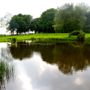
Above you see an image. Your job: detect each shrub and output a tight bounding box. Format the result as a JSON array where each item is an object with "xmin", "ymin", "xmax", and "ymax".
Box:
[
  {"xmin": 69, "ymin": 30, "xmax": 81, "ymax": 37},
  {"xmin": 77, "ymin": 31, "xmax": 85, "ymax": 42},
  {"xmin": 11, "ymin": 38, "xmax": 17, "ymax": 43},
  {"xmin": 69, "ymin": 30, "xmax": 85, "ymax": 42}
]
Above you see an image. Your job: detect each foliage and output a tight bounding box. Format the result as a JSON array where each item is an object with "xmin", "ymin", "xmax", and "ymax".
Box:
[
  {"xmin": 69, "ymin": 30, "xmax": 85, "ymax": 41},
  {"xmin": 40, "ymin": 8, "xmax": 57, "ymax": 33},
  {"xmin": 84, "ymin": 12, "xmax": 90, "ymax": 32},
  {"xmin": 54, "ymin": 4, "xmax": 87, "ymax": 33},
  {"xmin": 77, "ymin": 31, "xmax": 85, "ymax": 42},
  {"xmin": 69, "ymin": 30, "xmax": 81, "ymax": 37},
  {"xmin": 10, "ymin": 38, "xmax": 17, "ymax": 43},
  {"xmin": 30, "ymin": 8, "xmax": 56, "ymax": 33},
  {"xmin": 30, "ymin": 18, "xmax": 41, "ymax": 33},
  {"xmin": 7, "ymin": 4, "xmax": 90, "ymax": 34},
  {"xmin": 8, "ymin": 14, "xmax": 32, "ymax": 34}
]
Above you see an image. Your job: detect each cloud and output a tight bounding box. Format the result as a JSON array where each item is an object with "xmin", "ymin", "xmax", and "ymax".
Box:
[
  {"xmin": 5, "ymin": 52, "xmax": 90, "ymax": 90},
  {"xmin": 0, "ymin": 0, "xmax": 89, "ymax": 18}
]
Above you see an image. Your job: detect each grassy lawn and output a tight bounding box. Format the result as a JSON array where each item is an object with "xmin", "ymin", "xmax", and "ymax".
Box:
[{"xmin": 0, "ymin": 33, "xmax": 89, "ymax": 42}]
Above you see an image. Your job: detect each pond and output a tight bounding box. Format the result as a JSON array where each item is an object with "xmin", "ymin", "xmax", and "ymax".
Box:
[{"xmin": 0, "ymin": 42, "xmax": 90, "ymax": 90}]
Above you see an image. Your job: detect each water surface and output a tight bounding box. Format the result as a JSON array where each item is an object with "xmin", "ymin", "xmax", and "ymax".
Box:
[{"xmin": 0, "ymin": 42, "xmax": 90, "ymax": 90}]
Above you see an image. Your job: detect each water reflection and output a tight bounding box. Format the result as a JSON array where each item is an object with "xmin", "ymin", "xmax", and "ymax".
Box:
[
  {"xmin": 0, "ymin": 42, "xmax": 90, "ymax": 90},
  {"xmin": 9, "ymin": 42, "xmax": 32, "ymax": 60},
  {"xmin": 6, "ymin": 52, "xmax": 90, "ymax": 90},
  {"xmin": 0, "ymin": 43, "xmax": 14, "ymax": 90},
  {"xmin": 6, "ymin": 52, "xmax": 60, "ymax": 90},
  {"xmin": 9, "ymin": 42, "xmax": 90, "ymax": 74},
  {"xmin": 0, "ymin": 60, "xmax": 13, "ymax": 90}
]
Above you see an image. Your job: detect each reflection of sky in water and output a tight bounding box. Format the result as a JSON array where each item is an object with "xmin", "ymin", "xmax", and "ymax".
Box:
[
  {"xmin": 0, "ymin": 43, "xmax": 13, "ymax": 61},
  {"xmin": 6, "ymin": 52, "xmax": 90, "ymax": 90},
  {"xmin": 0, "ymin": 43, "xmax": 90, "ymax": 90}
]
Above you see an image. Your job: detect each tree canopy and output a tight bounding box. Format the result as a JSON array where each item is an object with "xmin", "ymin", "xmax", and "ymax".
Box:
[
  {"xmin": 7, "ymin": 3, "xmax": 90, "ymax": 34},
  {"xmin": 30, "ymin": 18, "xmax": 41, "ymax": 33},
  {"xmin": 30, "ymin": 8, "xmax": 56, "ymax": 33},
  {"xmin": 40, "ymin": 8, "xmax": 57, "ymax": 33},
  {"xmin": 84, "ymin": 12, "xmax": 90, "ymax": 32},
  {"xmin": 54, "ymin": 4, "xmax": 87, "ymax": 33},
  {"xmin": 8, "ymin": 14, "xmax": 32, "ymax": 34}
]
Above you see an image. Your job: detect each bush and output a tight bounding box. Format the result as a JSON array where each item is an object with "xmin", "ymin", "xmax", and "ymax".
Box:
[
  {"xmin": 69, "ymin": 30, "xmax": 85, "ymax": 42},
  {"xmin": 77, "ymin": 31, "xmax": 85, "ymax": 42},
  {"xmin": 11, "ymin": 38, "xmax": 17, "ymax": 43},
  {"xmin": 69, "ymin": 30, "xmax": 81, "ymax": 37}
]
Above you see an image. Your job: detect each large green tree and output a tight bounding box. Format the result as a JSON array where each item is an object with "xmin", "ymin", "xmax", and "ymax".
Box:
[
  {"xmin": 8, "ymin": 14, "xmax": 32, "ymax": 34},
  {"xmin": 40, "ymin": 8, "xmax": 57, "ymax": 33},
  {"xmin": 54, "ymin": 4, "xmax": 87, "ymax": 33},
  {"xmin": 30, "ymin": 18, "xmax": 41, "ymax": 33}
]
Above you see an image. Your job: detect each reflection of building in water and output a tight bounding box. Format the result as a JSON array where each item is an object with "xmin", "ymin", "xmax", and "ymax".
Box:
[{"xmin": 8, "ymin": 42, "xmax": 90, "ymax": 74}]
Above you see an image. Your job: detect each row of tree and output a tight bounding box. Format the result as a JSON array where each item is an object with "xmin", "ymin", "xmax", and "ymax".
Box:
[{"xmin": 8, "ymin": 3, "xmax": 90, "ymax": 34}]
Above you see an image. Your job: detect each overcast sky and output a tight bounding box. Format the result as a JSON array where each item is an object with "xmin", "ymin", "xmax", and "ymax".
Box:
[
  {"xmin": 0, "ymin": 0, "xmax": 90, "ymax": 34},
  {"xmin": 0, "ymin": 0, "xmax": 90, "ymax": 18}
]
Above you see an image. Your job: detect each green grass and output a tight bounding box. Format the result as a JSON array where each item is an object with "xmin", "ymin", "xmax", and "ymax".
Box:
[
  {"xmin": 0, "ymin": 33, "xmax": 89, "ymax": 43},
  {"xmin": 0, "ymin": 33, "xmax": 68, "ymax": 42}
]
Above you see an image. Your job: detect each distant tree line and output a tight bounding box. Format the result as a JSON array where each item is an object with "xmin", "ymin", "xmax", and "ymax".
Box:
[{"xmin": 7, "ymin": 3, "xmax": 90, "ymax": 34}]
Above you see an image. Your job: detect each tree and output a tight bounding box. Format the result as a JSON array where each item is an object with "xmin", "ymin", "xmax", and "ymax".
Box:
[
  {"xmin": 54, "ymin": 4, "xmax": 87, "ymax": 33},
  {"xmin": 30, "ymin": 8, "xmax": 56, "ymax": 33},
  {"xmin": 84, "ymin": 12, "xmax": 90, "ymax": 32},
  {"xmin": 0, "ymin": 13, "xmax": 12, "ymax": 27},
  {"xmin": 30, "ymin": 18, "xmax": 41, "ymax": 33},
  {"xmin": 8, "ymin": 14, "xmax": 32, "ymax": 34},
  {"xmin": 40, "ymin": 8, "xmax": 57, "ymax": 33}
]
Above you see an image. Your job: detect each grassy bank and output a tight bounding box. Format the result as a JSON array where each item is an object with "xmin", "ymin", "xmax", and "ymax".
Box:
[{"xmin": 0, "ymin": 33, "xmax": 90, "ymax": 43}]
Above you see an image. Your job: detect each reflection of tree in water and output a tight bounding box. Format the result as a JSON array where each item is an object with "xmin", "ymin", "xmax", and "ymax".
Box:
[
  {"xmin": 0, "ymin": 60, "xmax": 13, "ymax": 90},
  {"xmin": 9, "ymin": 42, "xmax": 33, "ymax": 60},
  {"xmin": 9, "ymin": 42, "xmax": 54, "ymax": 61},
  {"xmin": 83, "ymin": 44, "xmax": 90, "ymax": 61},
  {"xmin": 53, "ymin": 43, "xmax": 88, "ymax": 74},
  {"xmin": 9, "ymin": 42, "xmax": 90, "ymax": 74}
]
